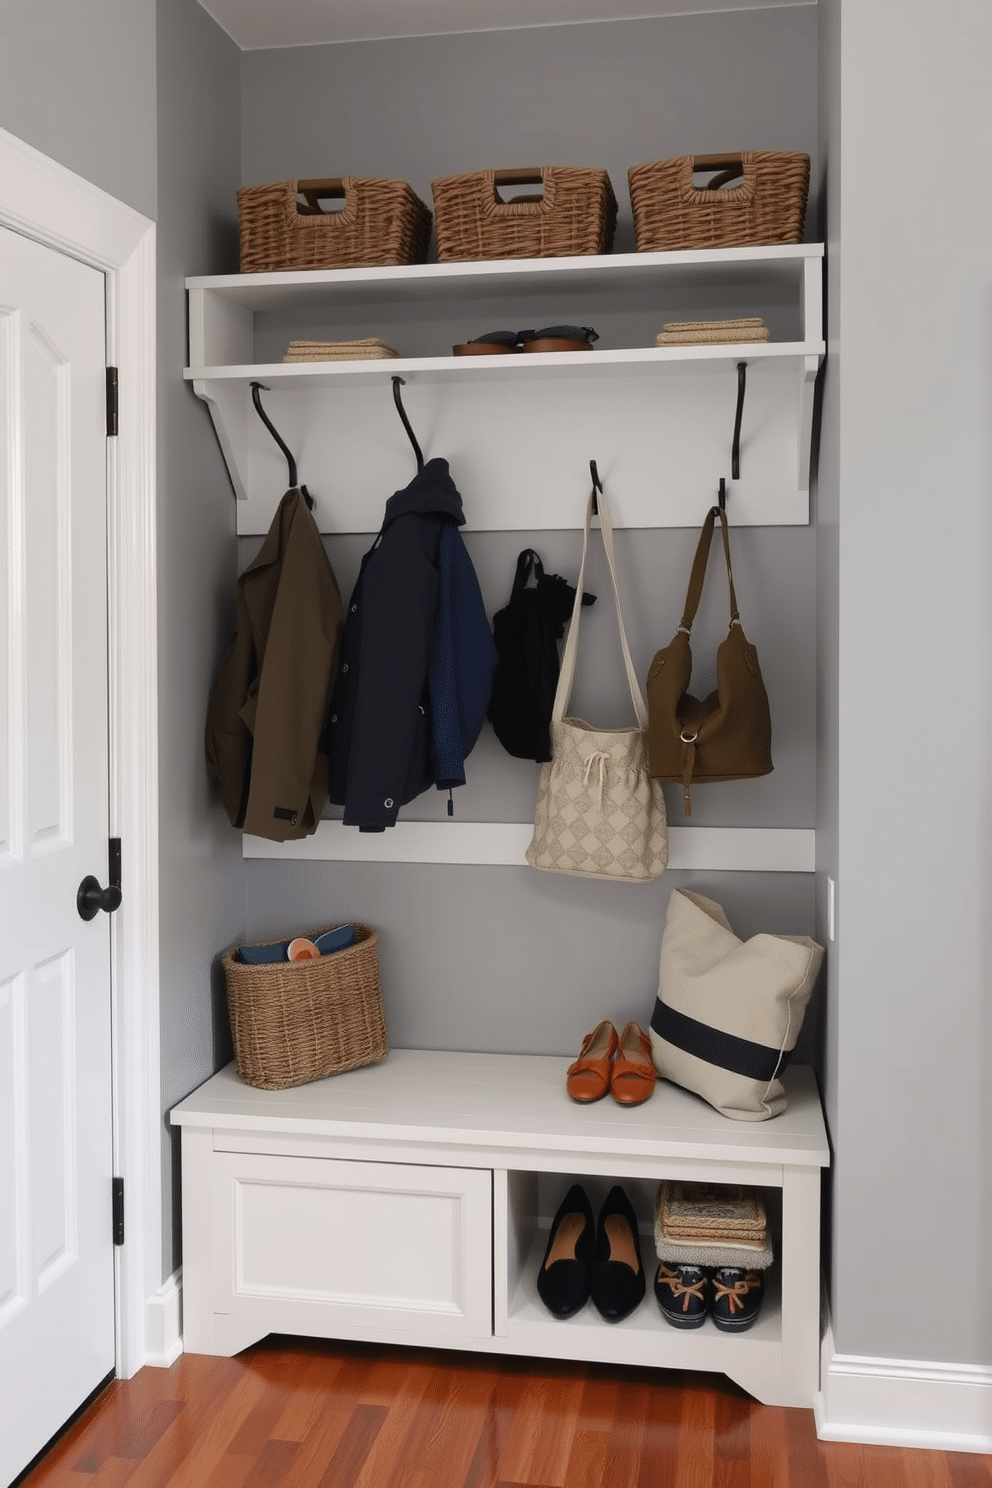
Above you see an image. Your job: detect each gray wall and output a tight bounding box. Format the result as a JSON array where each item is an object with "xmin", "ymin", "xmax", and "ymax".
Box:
[
  {"xmin": 242, "ymin": 8, "xmax": 820, "ymax": 257},
  {"xmin": 239, "ymin": 12, "xmax": 823, "ymax": 1058},
  {"xmin": 826, "ymin": 0, "xmax": 992, "ymax": 1368},
  {"xmin": 155, "ymin": 0, "xmax": 244, "ymax": 1274},
  {"xmin": 0, "ymin": 0, "xmax": 158, "ymax": 220},
  {"xmin": 244, "ymin": 522, "xmax": 819, "ymax": 1060}
]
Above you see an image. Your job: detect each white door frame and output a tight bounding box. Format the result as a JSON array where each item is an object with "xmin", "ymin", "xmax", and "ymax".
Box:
[{"xmin": 0, "ymin": 126, "xmax": 160, "ymax": 1379}]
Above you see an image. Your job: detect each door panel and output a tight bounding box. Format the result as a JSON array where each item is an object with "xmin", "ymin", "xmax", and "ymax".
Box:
[{"xmin": 0, "ymin": 225, "xmax": 115, "ymax": 1486}]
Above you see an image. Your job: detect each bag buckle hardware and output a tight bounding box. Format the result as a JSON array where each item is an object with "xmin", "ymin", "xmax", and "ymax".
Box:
[{"xmin": 680, "ymin": 730, "xmax": 699, "ymax": 744}]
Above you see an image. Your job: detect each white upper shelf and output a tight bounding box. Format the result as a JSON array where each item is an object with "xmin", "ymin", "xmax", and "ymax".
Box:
[{"xmin": 187, "ymin": 243, "xmax": 823, "ymax": 315}]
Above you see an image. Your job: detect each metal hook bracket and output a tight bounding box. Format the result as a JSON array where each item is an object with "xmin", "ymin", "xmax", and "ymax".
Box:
[
  {"xmin": 731, "ymin": 360, "xmax": 747, "ymax": 481},
  {"xmin": 391, "ymin": 376, "xmax": 424, "ymax": 473},
  {"xmin": 250, "ymin": 381, "xmax": 313, "ymax": 509},
  {"xmin": 589, "ymin": 458, "xmax": 603, "ymax": 515}
]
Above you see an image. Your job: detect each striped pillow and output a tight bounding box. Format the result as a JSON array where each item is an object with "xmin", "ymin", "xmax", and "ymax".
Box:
[{"xmin": 649, "ymin": 890, "xmax": 824, "ymax": 1121}]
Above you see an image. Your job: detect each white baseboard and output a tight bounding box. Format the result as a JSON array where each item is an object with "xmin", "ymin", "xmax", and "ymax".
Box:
[
  {"xmin": 815, "ymin": 1321, "xmax": 992, "ymax": 1454},
  {"xmin": 143, "ymin": 1270, "xmax": 183, "ymax": 1368}
]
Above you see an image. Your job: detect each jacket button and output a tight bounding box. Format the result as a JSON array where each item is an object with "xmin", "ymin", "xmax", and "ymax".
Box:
[
  {"xmin": 350, "ymin": 603, "xmax": 357, "ymax": 613},
  {"xmin": 341, "ymin": 662, "xmax": 349, "ymax": 673},
  {"xmin": 384, "ymin": 798, "xmax": 394, "ymax": 809},
  {"xmin": 330, "ymin": 714, "xmax": 337, "ymax": 724}
]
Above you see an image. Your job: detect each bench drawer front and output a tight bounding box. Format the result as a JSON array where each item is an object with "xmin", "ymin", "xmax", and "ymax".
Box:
[{"xmin": 213, "ymin": 1153, "xmax": 493, "ymax": 1340}]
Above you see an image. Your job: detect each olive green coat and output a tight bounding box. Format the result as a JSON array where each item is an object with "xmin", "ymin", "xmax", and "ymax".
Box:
[{"xmin": 205, "ymin": 488, "xmax": 343, "ymax": 841}]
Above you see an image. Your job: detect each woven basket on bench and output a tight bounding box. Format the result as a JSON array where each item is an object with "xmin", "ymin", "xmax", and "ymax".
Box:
[
  {"xmin": 222, "ymin": 923, "xmax": 388, "ymax": 1090},
  {"xmin": 431, "ymin": 166, "xmax": 617, "ymax": 262},
  {"xmin": 237, "ymin": 178, "xmax": 432, "ymax": 272},
  {"xmin": 628, "ymin": 151, "xmax": 810, "ymax": 251}
]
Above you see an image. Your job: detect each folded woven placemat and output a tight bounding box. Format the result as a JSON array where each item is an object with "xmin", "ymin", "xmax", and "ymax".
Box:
[
  {"xmin": 654, "ymin": 1181, "xmax": 774, "ymax": 1268},
  {"xmin": 655, "ymin": 1230, "xmax": 775, "ymax": 1268},
  {"xmin": 283, "ymin": 338, "xmax": 400, "ymax": 362},
  {"xmin": 656, "ymin": 317, "xmax": 770, "ymax": 346},
  {"xmin": 661, "ymin": 1181, "xmax": 767, "ymax": 1233}
]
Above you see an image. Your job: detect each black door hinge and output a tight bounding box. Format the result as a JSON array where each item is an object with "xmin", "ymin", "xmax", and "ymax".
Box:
[
  {"xmin": 112, "ymin": 1177, "xmax": 125, "ymax": 1246},
  {"xmin": 106, "ymin": 367, "xmax": 119, "ymax": 437}
]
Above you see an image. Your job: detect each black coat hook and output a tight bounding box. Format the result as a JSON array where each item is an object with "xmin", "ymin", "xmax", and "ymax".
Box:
[
  {"xmin": 731, "ymin": 361, "xmax": 747, "ymax": 481},
  {"xmin": 391, "ymin": 376, "xmax": 424, "ymax": 473},
  {"xmin": 718, "ymin": 477, "xmax": 727, "ymax": 512},
  {"xmin": 589, "ymin": 458, "xmax": 603, "ymax": 515},
  {"xmin": 250, "ymin": 381, "xmax": 313, "ymax": 509}
]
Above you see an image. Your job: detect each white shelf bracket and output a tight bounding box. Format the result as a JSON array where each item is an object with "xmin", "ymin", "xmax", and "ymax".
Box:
[
  {"xmin": 797, "ymin": 355, "xmax": 820, "ymax": 493},
  {"xmin": 194, "ymin": 379, "xmax": 249, "ymax": 502}
]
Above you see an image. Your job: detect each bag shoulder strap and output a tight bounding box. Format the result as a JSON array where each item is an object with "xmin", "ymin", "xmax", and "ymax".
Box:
[
  {"xmin": 678, "ymin": 505, "xmax": 740, "ymax": 634},
  {"xmin": 552, "ymin": 485, "xmax": 647, "ymax": 726}
]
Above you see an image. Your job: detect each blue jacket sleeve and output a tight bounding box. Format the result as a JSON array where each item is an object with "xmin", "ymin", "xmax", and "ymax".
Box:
[
  {"xmin": 428, "ymin": 525, "xmax": 497, "ymax": 791},
  {"xmin": 342, "ymin": 516, "xmax": 438, "ymax": 831}
]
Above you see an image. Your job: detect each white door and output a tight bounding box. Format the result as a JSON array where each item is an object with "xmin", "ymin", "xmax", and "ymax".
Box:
[{"xmin": 0, "ymin": 225, "xmax": 116, "ymax": 1485}]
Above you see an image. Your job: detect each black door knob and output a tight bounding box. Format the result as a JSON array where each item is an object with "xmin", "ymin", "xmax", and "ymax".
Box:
[{"xmin": 77, "ymin": 875, "xmax": 122, "ymax": 922}]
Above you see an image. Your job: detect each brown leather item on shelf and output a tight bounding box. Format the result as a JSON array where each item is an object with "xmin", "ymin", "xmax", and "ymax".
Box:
[
  {"xmin": 646, "ymin": 505, "xmax": 772, "ymax": 816},
  {"xmin": 610, "ymin": 1021, "xmax": 656, "ymax": 1106},
  {"xmin": 452, "ymin": 341, "xmax": 518, "ymax": 355},
  {"xmin": 565, "ymin": 1019, "xmax": 619, "ymax": 1103},
  {"xmin": 521, "ymin": 336, "xmax": 595, "ymax": 353}
]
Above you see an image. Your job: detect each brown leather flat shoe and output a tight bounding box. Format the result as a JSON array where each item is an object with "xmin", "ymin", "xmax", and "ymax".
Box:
[
  {"xmin": 610, "ymin": 1021, "xmax": 656, "ymax": 1106},
  {"xmin": 521, "ymin": 335, "xmax": 596, "ymax": 353},
  {"xmin": 520, "ymin": 324, "xmax": 600, "ymax": 354},
  {"xmin": 565, "ymin": 1019, "xmax": 619, "ymax": 1103}
]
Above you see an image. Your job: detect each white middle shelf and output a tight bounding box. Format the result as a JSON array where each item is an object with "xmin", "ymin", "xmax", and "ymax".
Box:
[
  {"xmin": 244, "ymin": 822, "xmax": 815, "ymax": 871},
  {"xmin": 189, "ymin": 342, "xmax": 818, "ymax": 389}
]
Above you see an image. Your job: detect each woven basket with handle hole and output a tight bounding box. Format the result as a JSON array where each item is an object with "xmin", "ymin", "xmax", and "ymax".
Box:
[
  {"xmin": 222, "ymin": 923, "xmax": 388, "ymax": 1091},
  {"xmin": 237, "ymin": 177, "xmax": 432, "ymax": 272},
  {"xmin": 628, "ymin": 151, "xmax": 810, "ymax": 251},
  {"xmin": 431, "ymin": 166, "xmax": 617, "ymax": 262}
]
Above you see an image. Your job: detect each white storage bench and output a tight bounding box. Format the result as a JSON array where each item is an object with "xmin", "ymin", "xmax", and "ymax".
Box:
[{"xmin": 170, "ymin": 1049, "xmax": 829, "ymax": 1408}]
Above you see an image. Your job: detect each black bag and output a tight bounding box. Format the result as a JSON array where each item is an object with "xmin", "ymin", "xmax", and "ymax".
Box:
[{"xmin": 488, "ymin": 549, "xmax": 594, "ymax": 762}]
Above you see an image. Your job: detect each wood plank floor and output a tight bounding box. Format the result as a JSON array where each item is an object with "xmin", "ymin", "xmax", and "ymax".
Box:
[{"xmin": 18, "ymin": 1339, "xmax": 992, "ymax": 1488}]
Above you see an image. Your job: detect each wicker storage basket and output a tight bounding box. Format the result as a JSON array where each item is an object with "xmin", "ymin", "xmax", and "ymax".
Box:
[
  {"xmin": 222, "ymin": 923, "xmax": 388, "ymax": 1091},
  {"xmin": 431, "ymin": 166, "xmax": 617, "ymax": 262},
  {"xmin": 237, "ymin": 178, "xmax": 432, "ymax": 273},
  {"xmin": 628, "ymin": 151, "xmax": 810, "ymax": 251}
]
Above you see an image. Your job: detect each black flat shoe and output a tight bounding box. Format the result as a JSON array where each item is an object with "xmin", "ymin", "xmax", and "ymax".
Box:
[
  {"xmin": 590, "ymin": 1185, "xmax": 645, "ymax": 1322},
  {"xmin": 536, "ymin": 1184, "xmax": 595, "ymax": 1319}
]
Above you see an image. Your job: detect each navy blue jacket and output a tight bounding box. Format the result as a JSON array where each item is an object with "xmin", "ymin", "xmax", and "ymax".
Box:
[{"xmin": 325, "ymin": 459, "xmax": 495, "ymax": 831}]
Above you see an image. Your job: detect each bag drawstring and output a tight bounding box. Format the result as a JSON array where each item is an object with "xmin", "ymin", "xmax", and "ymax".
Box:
[{"xmin": 583, "ymin": 750, "xmax": 610, "ymax": 813}]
